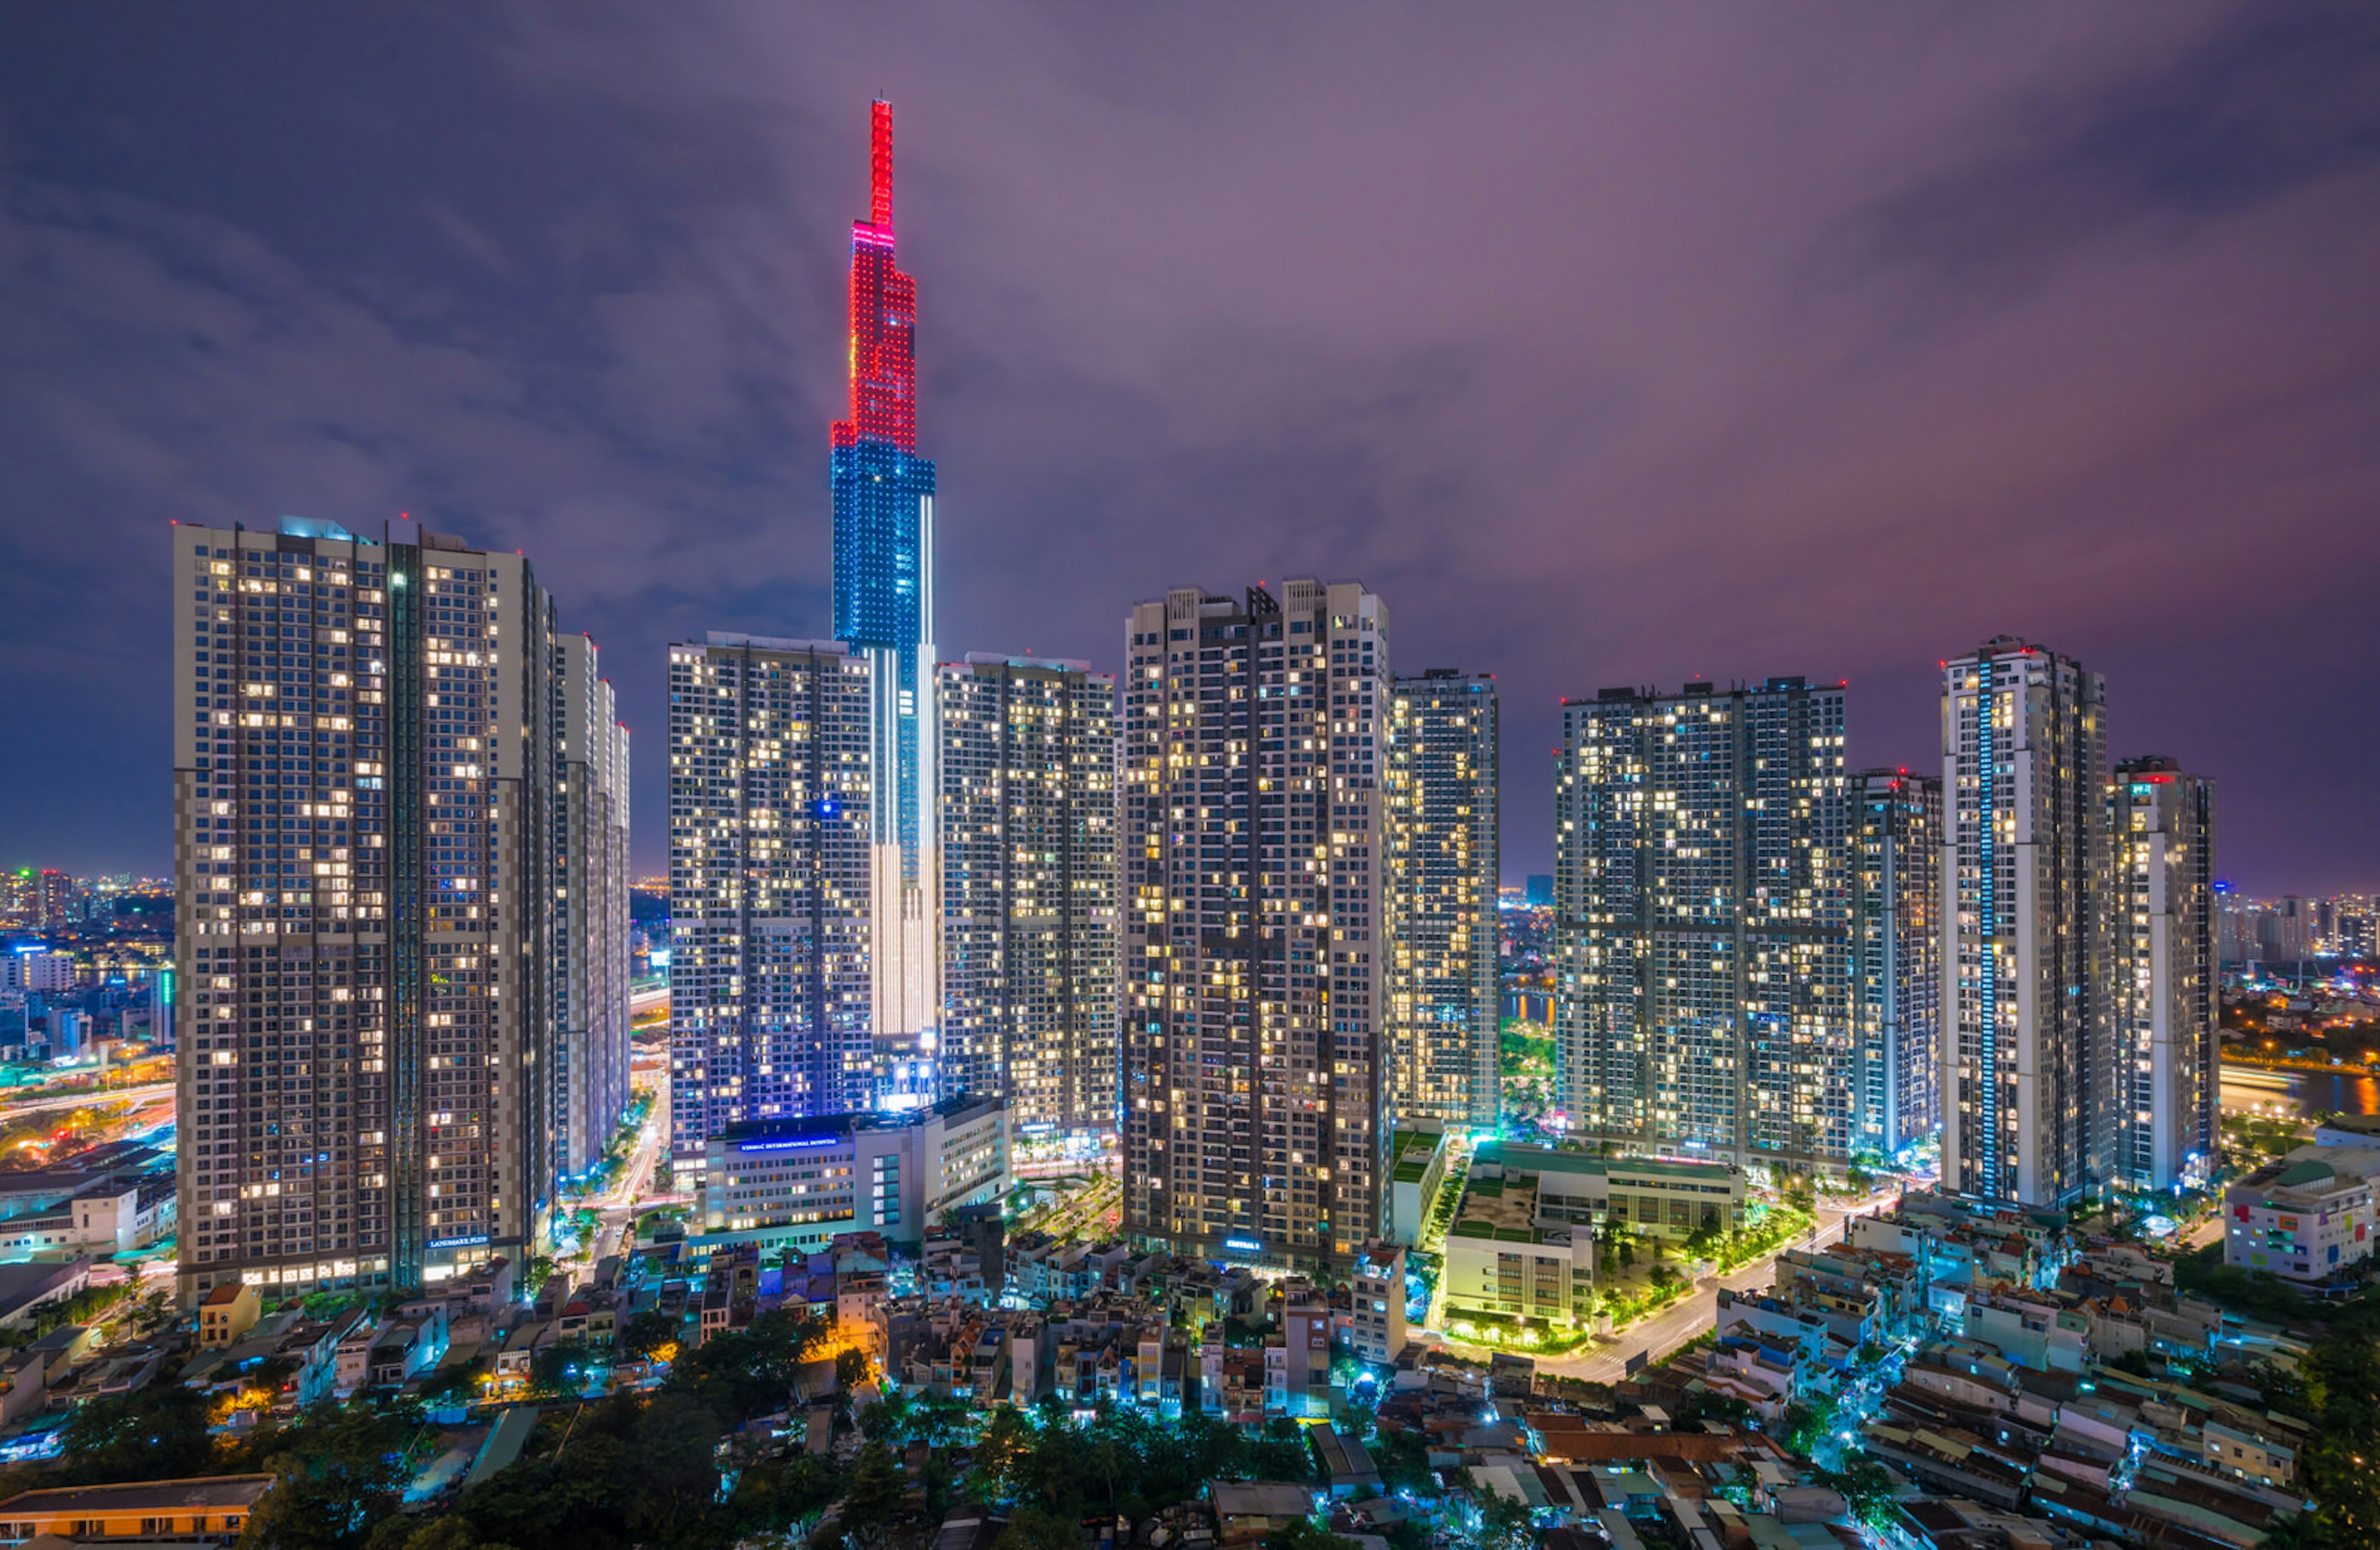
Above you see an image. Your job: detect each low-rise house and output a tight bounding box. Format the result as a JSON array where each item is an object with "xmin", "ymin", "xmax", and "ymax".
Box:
[
  {"xmin": 196, "ymin": 1282, "xmax": 260, "ymax": 1348},
  {"xmin": 0, "ymin": 1474, "xmax": 275, "ymax": 1544},
  {"xmin": 2198, "ymin": 1416, "xmax": 2298, "ymax": 1488},
  {"xmin": 1311, "ymin": 1426, "xmax": 1382, "ymax": 1499},
  {"xmin": 366, "ymin": 1308, "xmax": 448, "ymax": 1389},
  {"xmin": 332, "ymin": 1313, "xmax": 383, "ymax": 1397},
  {"xmin": 1212, "ymin": 1481, "xmax": 1317, "ymax": 1545}
]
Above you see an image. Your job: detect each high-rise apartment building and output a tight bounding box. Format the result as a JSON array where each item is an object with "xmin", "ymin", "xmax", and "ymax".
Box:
[
  {"xmin": 554, "ymin": 636, "xmax": 632, "ymax": 1179},
  {"xmin": 1941, "ymin": 636, "xmax": 2109, "ymax": 1208},
  {"xmin": 1384, "ymin": 671, "xmax": 1499, "ymax": 1130},
  {"xmin": 0, "ymin": 870, "xmax": 33, "ymax": 930},
  {"xmin": 2109, "ymin": 756, "xmax": 2216, "ymax": 1195},
  {"xmin": 1852, "ymin": 770, "xmax": 1942, "ymax": 1159},
  {"xmin": 829, "ymin": 100, "xmax": 942, "ymax": 1098},
  {"xmin": 174, "ymin": 517, "xmax": 622, "ymax": 1303},
  {"xmin": 1555, "ymin": 679, "xmax": 1854, "ymax": 1176},
  {"xmin": 667, "ymin": 634, "xmax": 876, "ymax": 1174},
  {"xmin": 37, "ymin": 870, "xmax": 77, "ymax": 932},
  {"xmin": 1120, "ymin": 581, "xmax": 1391, "ymax": 1266},
  {"xmin": 938, "ymin": 654, "xmax": 1119, "ymax": 1138}
]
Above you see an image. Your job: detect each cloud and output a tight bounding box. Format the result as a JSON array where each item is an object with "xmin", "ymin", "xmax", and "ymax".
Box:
[{"xmin": 1, "ymin": 3, "xmax": 2377, "ymax": 891}]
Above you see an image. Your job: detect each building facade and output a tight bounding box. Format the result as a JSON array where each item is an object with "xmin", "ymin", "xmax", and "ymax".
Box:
[
  {"xmin": 554, "ymin": 636, "xmax": 632, "ymax": 1179},
  {"xmin": 1852, "ymin": 770, "xmax": 1943, "ymax": 1160},
  {"xmin": 174, "ymin": 517, "xmax": 601, "ymax": 1303},
  {"xmin": 667, "ymin": 634, "xmax": 876, "ymax": 1176},
  {"xmin": 1941, "ymin": 637, "xmax": 2110, "ymax": 1208},
  {"xmin": 1554, "ymin": 679, "xmax": 1854, "ymax": 1178},
  {"xmin": 938, "ymin": 654, "xmax": 1119, "ymax": 1137},
  {"xmin": 1384, "ymin": 671, "xmax": 1499, "ymax": 1130},
  {"xmin": 2223, "ymin": 1147, "xmax": 2378, "ymax": 1286},
  {"xmin": 2109, "ymin": 756, "xmax": 2216, "ymax": 1195},
  {"xmin": 699, "ymin": 1096, "xmax": 1011, "ymax": 1255},
  {"xmin": 1121, "ymin": 581, "xmax": 1391, "ymax": 1266},
  {"xmin": 829, "ymin": 100, "xmax": 943, "ymax": 1101}
]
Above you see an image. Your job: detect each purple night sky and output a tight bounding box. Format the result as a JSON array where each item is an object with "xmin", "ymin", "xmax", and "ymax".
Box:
[{"xmin": 2, "ymin": 6, "xmax": 2376, "ymax": 889}]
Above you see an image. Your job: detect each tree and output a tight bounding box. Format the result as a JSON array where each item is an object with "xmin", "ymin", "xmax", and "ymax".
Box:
[
  {"xmin": 723, "ymin": 1452, "xmax": 842, "ymax": 1538},
  {"xmin": 237, "ymin": 1404, "xmax": 416, "ymax": 1550},
  {"xmin": 1005, "ymin": 1506, "xmax": 1086, "ymax": 1550},
  {"xmin": 837, "ymin": 1440, "xmax": 907, "ymax": 1535},
  {"xmin": 363, "ymin": 1520, "xmax": 519, "ymax": 1550},
  {"xmin": 1781, "ymin": 1398, "xmax": 1841, "ymax": 1459},
  {"xmin": 1372, "ymin": 1428, "xmax": 1432, "ymax": 1494},
  {"xmin": 58, "ymin": 1384, "xmax": 226, "ymax": 1484},
  {"xmin": 1248, "ymin": 1417, "xmax": 1313, "ymax": 1484},
  {"xmin": 835, "ymin": 1346, "xmax": 873, "ymax": 1390},
  {"xmin": 530, "ymin": 1339, "xmax": 590, "ymax": 1398},
  {"xmin": 1816, "ymin": 1458, "xmax": 1897, "ymax": 1529},
  {"xmin": 521, "ymin": 1256, "xmax": 557, "ymax": 1297},
  {"xmin": 1267, "ymin": 1519, "xmax": 1358, "ymax": 1550},
  {"xmin": 1474, "ymin": 1491, "xmax": 1535, "ymax": 1550},
  {"xmin": 617, "ymin": 1309, "xmax": 678, "ymax": 1363}
]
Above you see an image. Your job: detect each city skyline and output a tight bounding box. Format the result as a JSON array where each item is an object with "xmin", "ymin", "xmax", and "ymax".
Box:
[{"xmin": 5, "ymin": 9, "xmax": 2380, "ymax": 898}]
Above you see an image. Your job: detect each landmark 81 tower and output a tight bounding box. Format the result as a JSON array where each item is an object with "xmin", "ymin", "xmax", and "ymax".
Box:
[{"xmin": 832, "ymin": 101, "xmax": 941, "ymax": 1099}]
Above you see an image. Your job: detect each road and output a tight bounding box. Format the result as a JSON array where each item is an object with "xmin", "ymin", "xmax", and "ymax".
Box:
[
  {"xmin": 590, "ymin": 1068, "xmax": 672, "ymax": 1262},
  {"xmin": 1011, "ymin": 1168, "xmax": 1120, "ymax": 1242},
  {"xmin": 1424, "ymin": 1186, "xmax": 1895, "ymax": 1383},
  {"xmin": 0, "ymin": 1080, "xmax": 175, "ymax": 1117}
]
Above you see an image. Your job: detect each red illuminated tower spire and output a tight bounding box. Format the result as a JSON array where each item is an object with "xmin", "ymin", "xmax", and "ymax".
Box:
[
  {"xmin": 833, "ymin": 98, "xmax": 917, "ymax": 454},
  {"xmin": 871, "ymin": 98, "xmax": 893, "ymax": 232}
]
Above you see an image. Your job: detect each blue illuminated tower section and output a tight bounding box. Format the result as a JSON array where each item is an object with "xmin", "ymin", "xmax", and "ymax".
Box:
[{"xmin": 831, "ymin": 100, "xmax": 941, "ymax": 1100}]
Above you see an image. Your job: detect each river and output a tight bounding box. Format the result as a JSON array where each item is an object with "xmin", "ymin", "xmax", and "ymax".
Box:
[{"xmin": 2220, "ymin": 1062, "xmax": 2380, "ymax": 1121}]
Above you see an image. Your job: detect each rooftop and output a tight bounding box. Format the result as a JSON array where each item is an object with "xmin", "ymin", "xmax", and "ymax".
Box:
[{"xmin": 0, "ymin": 1474, "xmax": 276, "ymax": 1513}]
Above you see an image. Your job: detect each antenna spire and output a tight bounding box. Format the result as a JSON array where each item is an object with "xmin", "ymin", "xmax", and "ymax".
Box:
[{"xmin": 870, "ymin": 99, "xmax": 894, "ymax": 232}]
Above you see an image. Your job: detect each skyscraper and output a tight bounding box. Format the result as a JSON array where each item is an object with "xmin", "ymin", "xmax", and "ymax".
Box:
[
  {"xmin": 938, "ymin": 654, "xmax": 1119, "ymax": 1137},
  {"xmin": 1851, "ymin": 769, "xmax": 1942, "ymax": 1160},
  {"xmin": 2109, "ymin": 755, "xmax": 2216, "ymax": 1195},
  {"xmin": 667, "ymin": 634, "xmax": 876, "ymax": 1173},
  {"xmin": 1554, "ymin": 679, "xmax": 1854, "ymax": 1176},
  {"xmin": 829, "ymin": 100, "xmax": 942, "ymax": 1099},
  {"xmin": 1384, "ymin": 671, "xmax": 1500, "ymax": 1130},
  {"xmin": 37, "ymin": 869, "xmax": 76, "ymax": 932},
  {"xmin": 1941, "ymin": 636, "xmax": 2109, "ymax": 1207},
  {"xmin": 1121, "ymin": 581, "xmax": 1391, "ymax": 1266},
  {"xmin": 174, "ymin": 517, "xmax": 615, "ymax": 1303},
  {"xmin": 555, "ymin": 635, "xmax": 632, "ymax": 1179}
]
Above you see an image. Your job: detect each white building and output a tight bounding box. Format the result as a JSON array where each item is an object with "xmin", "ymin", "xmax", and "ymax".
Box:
[
  {"xmin": 700, "ymin": 1095, "xmax": 1010, "ymax": 1256},
  {"xmin": 1349, "ymin": 1242, "xmax": 1408, "ymax": 1363},
  {"xmin": 553, "ymin": 635, "xmax": 632, "ymax": 1180},
  {"xmin": 1941, "ymin": 637, "xmax": 2110, "ymax": 1208},
  {"xmin": 0, "ymin": 953, "xmax": 74, "ymax": 995},
  {"xmin": 2223, "ymin": 1146, "xmax": 2378, "ymax": 1286},
  {"xmin": 2109, "ymin": 757, "xmax": 2216, "ymax": 1195}
]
